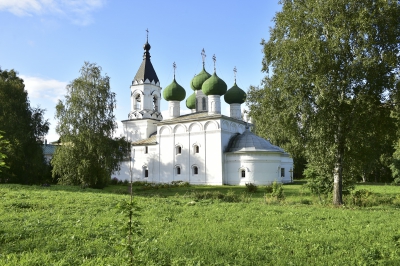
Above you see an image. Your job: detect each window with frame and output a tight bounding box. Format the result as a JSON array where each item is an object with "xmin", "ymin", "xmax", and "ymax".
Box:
[
  {"xmin": 241, "ymin": 169, "xmax": 246, "ymax": 178},
  {"xmin": 176, "ymin": 166, "xmax": 181, "ymax": 175},
  {"xmin": 176, "ymin": 146, "xmax": 182, "ymax": 155},
  {"xmin": 194, "ymin": 145, "xmax": 199, "ymax": 154},
  {"xmin": 193, "ymin": 166, "xmax": 198, "ymax": 175},
  {"xmin": 281, "ymin": 168, "xmax": 285, "ymax": 178}
]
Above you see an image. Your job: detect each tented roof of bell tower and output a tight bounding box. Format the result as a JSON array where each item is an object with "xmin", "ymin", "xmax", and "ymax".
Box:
[{"xmin": 133, "ymin": 40, "xmax": 159, "ymax": 85}]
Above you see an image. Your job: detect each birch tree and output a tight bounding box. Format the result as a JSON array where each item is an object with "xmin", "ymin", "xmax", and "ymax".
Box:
[{"xmin": 248, "ymin": 0, "xmax": 400, "ymax": 204}]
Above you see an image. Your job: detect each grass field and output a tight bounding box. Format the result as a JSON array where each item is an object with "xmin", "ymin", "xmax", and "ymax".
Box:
[{"xmin": 1, "ymin": 182, "xmax": 400, "ymax": 265}]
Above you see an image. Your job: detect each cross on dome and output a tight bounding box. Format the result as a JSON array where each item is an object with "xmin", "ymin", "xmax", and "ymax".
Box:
[
  {"xmin": 201, "ymin": 48, "xmax": 206, "ymax": 68},
  {"xmin": 212, "ymin": 54, "xmax": 216, "ymax": 72},
  {"xmin": 173, "ymin": 62, "xmax": 176, "ymax": 79},
  {"xmin": 233, "ymin": 66, "xmax": 237, "ymax": 83}
]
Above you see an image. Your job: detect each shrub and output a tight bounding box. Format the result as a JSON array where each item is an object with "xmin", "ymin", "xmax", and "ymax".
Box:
[
  {"xmin": 110, "ymin": 177, "xmax": 119, "ymax": 185},
  {"xmin": 271, "ymin": 181, "xmax": 285, "ymax": 200},
  {"xmin": 245, "ymin": 183, "xmax": 258, "ymax": 193},
  {"xmin": 264, "ymin": 185, "xmax": 273, "ymax": 193},
  {"xmin": 190, "ymin": 190, "xmax": 241, "ymax": 202},
  {"xmin": 351, "ymin": 189, "xmax": 373, "ymax": 207}
]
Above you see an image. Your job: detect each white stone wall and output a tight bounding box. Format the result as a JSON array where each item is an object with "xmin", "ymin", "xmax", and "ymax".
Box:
[
  {"xmin": 122, "ymin": 119, "xmax": 157, "ymax": 142},
  {"xmin": 225, "ymin": 152, "xmax": 289, "ymax": 185},
  {"xmin": 115, "ymin": 116, "xmax": 294, "ymax": 186}
]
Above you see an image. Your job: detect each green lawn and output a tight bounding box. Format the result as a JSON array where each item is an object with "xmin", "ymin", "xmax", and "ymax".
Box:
[{"xmin": 1, "ymin": 182, "xmax": 400, "ymax": 265}]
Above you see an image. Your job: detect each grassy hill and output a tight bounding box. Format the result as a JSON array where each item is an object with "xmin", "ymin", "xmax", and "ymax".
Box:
[{"xmin": 1, "ymin": 182, "xmax": 400, "ymax": 265}]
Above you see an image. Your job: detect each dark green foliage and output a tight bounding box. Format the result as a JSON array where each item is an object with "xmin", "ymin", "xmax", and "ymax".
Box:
[
  {"xmin": 133, "ymin": 181, "xmax": 190, "ymax": 190},
  {"xmin": 248, "ymin": 0, "xmax": 400, "ymax": 204},
  {"xmin": 0, "ymin": 131, "xmax": 9, "ymax": 172},
  {"xmin": 271, "ymin": 181, "xmax": 285, "ymax": 200},
  {"xmin": 245, "ymin": 182, "xmax": 258, "ymax": 193},
  {"xmin": 52, "ymin": 62, "xmax": 127, "ymax": 188},
  {"xmin": 116, "ymin": 199, "xmax": 143, "ymax": 265},
  {"xmin": 0, "ymin": 69, "xmax": 49, "ymax": 184},
  {"xmin": 264, "ymin": 184, "xmax": 273, "ymax": 193}
]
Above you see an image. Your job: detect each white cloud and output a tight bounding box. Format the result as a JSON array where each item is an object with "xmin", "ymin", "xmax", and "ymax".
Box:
[
  {"xmin": 21, "ymin": 75, "xmax": 67, "ymax": 103},
  {"xmin": 0, "ymin": 0, "xmax": 105, "ymax": 25},
  {"xmin": 21, "ymin": 75, "xmax": 67, "ymax": 142}
]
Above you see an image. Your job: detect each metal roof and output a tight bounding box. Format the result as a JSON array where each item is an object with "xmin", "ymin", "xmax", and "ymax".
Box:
[
  {"xmin": 227, "ymin": 129, "xmax": 285, "ymax": 153},
  {"xmin": 131, "ymin": 135, "xmax": 157, "ymax": 146},
  {"xmin": 132, "ymin": 41, "xmax": 159, "ymax": 85}
]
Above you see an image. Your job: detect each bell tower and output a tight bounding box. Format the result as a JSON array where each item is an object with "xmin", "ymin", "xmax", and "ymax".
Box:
[
  {"xmin": 128, "ymin": 29, "xmax": 162, "ymax": 121},
  {"xmin": 123, "ymin": 30, "xmax": 162, "ymax": 143}
]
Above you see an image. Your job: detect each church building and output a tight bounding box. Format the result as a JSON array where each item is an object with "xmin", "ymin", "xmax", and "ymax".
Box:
[{"xmin": 115, "ymin": 37, "xmax": 293, "ymax": 185}]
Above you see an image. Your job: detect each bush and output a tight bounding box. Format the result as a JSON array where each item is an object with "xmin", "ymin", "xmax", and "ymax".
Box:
[
  {"xmin": 271, "ymin": 181, "xmax": 285, "ymax": 200},
  {"xmin": 346, "ymin": 189, "xmax": 395, "ymax": 207},
  {"xmin": 190, "ymin": 190, "xmax": 241, "ymax": 203},
  {"xmin": 110, "ymin": 177, "xmax": 119, "ymax": 185},
  {"xmin": 264, "ymin": 185, "xmax": 273, "ymax": 193},
  {"xmin": 245, "ymin": 183, "xmax": 258, "ymax": 193}
]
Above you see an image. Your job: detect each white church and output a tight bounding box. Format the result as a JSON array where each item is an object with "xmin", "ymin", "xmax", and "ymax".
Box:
[{"xmin": 115, "ymin": 38, "xmax": 293, "ymax": 185}]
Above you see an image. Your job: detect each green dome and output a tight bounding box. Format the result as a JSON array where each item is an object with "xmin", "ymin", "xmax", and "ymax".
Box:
[
  {"xmin": 186, "ymin": 92, "xmax": 196, "ymax": 109},
  {"xmin": 224, "ymin": 82, "xmax": 246, "ymax": 104},
  {"xmin": 191, "ymin": 67, "xmax": 211, "ymax": 91},
  {"xmin": 163, "ymin": 78, "xmax": 186, "ymax": 101},
  {"xmin": 202, "ymin": 72, "xmax": 227, "ymax": 96}
]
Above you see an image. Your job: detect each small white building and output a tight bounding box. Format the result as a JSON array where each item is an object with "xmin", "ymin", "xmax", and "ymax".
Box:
[{"xmin": 115, "ymin": 40, "xmax": 293, "ymax": 185}]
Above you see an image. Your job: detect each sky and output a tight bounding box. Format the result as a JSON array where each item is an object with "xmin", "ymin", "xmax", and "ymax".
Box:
[{"xmin": 0, "ymin": 0, "xmax": 282, "ymax": 142}]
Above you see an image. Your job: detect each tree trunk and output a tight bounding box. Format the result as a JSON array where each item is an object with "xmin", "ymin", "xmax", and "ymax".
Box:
[
  {"xmin": 333, "ymin": 122, "xmax": 344, "ymax": 205},
  {"xmin": 333, "ymin": 162, "xmax": 343, "ymax": 205}
]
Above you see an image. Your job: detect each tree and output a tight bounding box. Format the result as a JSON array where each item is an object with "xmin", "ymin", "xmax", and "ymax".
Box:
[
  {"xmin": 52, "ymin": 62, "xmax": 127, "ymax": 188},
  {"xmin": 247, "ymin": 0, "xmax": 400, "ymax": 205},
  {"xmin": 0, "ymin": 69, "xmax": 49, "ymax": 184},
  {"xmin": 0, "ymin": 131, "xmax": 9, "ymax": 172}
]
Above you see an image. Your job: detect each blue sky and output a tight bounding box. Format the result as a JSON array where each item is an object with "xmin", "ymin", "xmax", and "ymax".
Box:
[{"xmin": 0, "ymin": 0, "xmax": 281, "ymax": 142}]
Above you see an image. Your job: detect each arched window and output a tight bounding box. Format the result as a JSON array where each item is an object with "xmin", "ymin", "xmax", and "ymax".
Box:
[
  {"xmin": 194, "ymin": 145, "xmax": 199, "ymax": 154},
  {"xmin": 202, "ymin": 97, "xmax": 206, "ymax": 110},
  {"xmin": 176, "ymin": 145, "xmax": 182, "ymax": 155},
  {"xmin": 241, "ymin": 170, "xmax": 246, "ymax": 178},
  {"xmin": 135, "ymin": 94, "xmax": 141, "ymax": 110},
  {"xmin": 193, "ymin": 166, "xmax": 198, "ymax": 175},
  {"xmin": 176, "ymin": 166, "xmax": 181, "ymax": 175}
]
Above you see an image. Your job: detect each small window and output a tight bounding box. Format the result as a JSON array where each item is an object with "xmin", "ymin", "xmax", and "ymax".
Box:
[
  {"xmin": 144, "ymin": 167, "xmax": 149, "ymax": 178},
  {"xmin": 202, "ymin": 97, "xmax": 206, "ymax": 110},
  {"xmin": 144, "ymin": 146, "xmax": 148, "ymax": 154},
  {"xmin": 193, "ymin": 166, "xmax": 198, "ymax": 175},
  {"xmin": 241, "ymin": 170, "xmax": 246, "ymax": 178},
  {"xmin": 281, "ymin": 168, "xmax": 285, "ymax": 178},
  {"xmin": 176, "ymin": 146, "xmax": 182, "ymax": 155},
  {"xmin": 176, "ymin": 166, "xmax": 181, "ymax": 175},
  {"xmin": 194, "ymin": 145, "xmax": 199, "ymax": 154}
]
